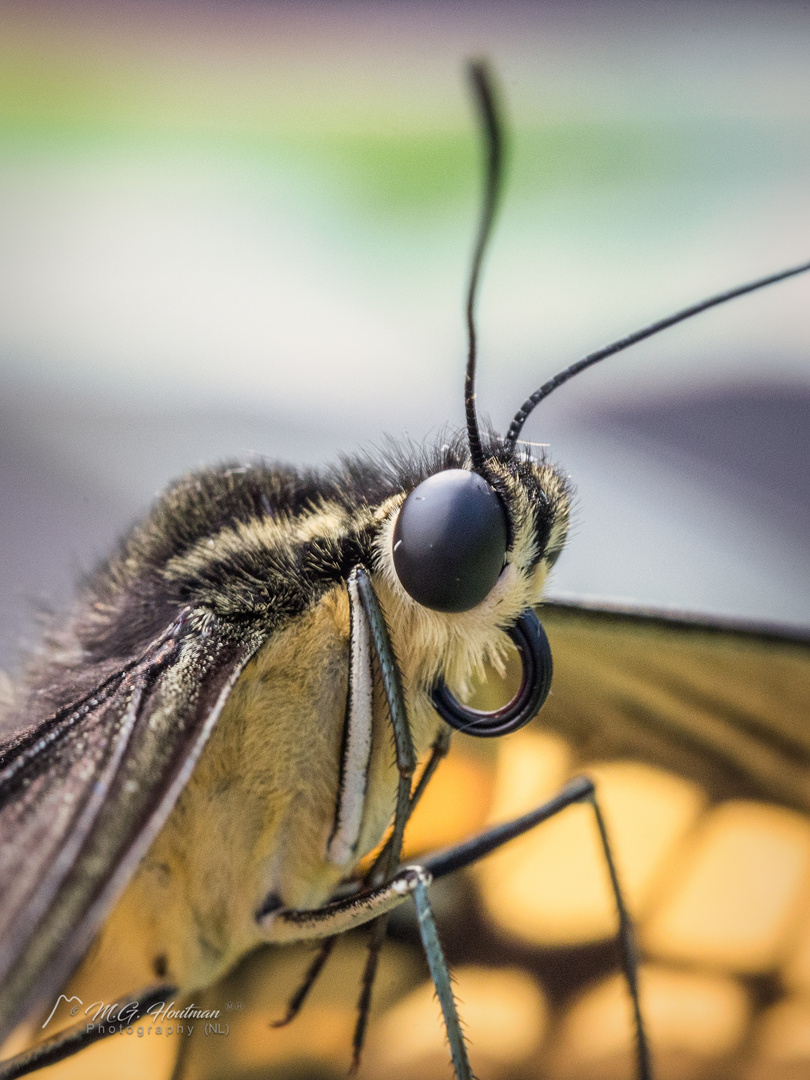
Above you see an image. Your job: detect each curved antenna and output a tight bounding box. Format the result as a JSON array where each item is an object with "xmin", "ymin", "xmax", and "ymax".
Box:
[
  {"xmin": 464, "ymin": 60, "xmax": 506, "ymax": 472},
  {"xmin": 505, "ymin": 256, "xmax": 810, "ymax": 447}
]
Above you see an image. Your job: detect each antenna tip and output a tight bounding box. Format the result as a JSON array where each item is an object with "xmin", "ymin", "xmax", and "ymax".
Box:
[{"xmin": 466, "ymin": 59, "xmax": 499, "ymax": 119}]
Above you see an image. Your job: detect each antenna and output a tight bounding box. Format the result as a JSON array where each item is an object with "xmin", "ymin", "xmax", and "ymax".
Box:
[
  {"xmin": 506, "ymin": 257, "xmax": 810, "ymax": 447},
  {"xmin": 464, "ymin": 60, "xmax": 506, "ymax": 472}
]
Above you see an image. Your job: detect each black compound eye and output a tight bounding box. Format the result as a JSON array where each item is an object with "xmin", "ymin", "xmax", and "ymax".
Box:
[{"xmin": 392, "ymin": 469, "xmax": 509, "ymax": 612}]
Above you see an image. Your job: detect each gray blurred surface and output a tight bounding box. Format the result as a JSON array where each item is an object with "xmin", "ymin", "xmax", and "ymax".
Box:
[{"xmin": 1, "ymin": 0, "xmax": 809, "ymax": 673}]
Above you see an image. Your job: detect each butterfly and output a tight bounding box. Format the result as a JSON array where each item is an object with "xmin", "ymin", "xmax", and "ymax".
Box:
[{"xmin": 0, "ymin": 50, "xmax": 808, "ymax": 1080}]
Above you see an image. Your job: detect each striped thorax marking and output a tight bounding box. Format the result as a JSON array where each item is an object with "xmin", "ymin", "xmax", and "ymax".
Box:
[{"xmin": 326, "ymin": 567, "xmax": 375, "ymax": 867}]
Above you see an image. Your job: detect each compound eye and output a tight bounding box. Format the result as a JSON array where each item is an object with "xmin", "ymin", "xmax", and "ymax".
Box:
[{"xmin": 392, "ymin": 469, "xmax": 509, "ymax": 612}]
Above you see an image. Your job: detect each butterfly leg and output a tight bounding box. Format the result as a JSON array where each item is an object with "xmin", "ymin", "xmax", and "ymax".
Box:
[
  {"xmin": 349, "ymin": 565, "xmax": 420, "ymax": 1068},
  {"xmin": 259, "ymin": 867, "xmax": 473, "ymax": 1078},
  {"xmin": 353, "ymin": 564, "xmax": 417, "ymax": 880},
  {"xmin": 420, "ymin": 774, "xmax": 653, "ymax": 1080},
  {"xmin": 258, "ymin": 864, "xmax": 432, "ymax": 942},
  {"xmin": 350, "ymin": 566, "xmax": 474, "ymax": 1076},
  {"xmin": 411, "ymin": 878, "xmax": 473, "ymax": 1080},
  {"xmin": 268, "ymin": 936, "xmax": 337, "ymax": 1029}
]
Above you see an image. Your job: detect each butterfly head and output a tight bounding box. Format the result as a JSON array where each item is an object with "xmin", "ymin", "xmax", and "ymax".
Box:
[{"xmin": 376, "ymin": 433, "xmax": 569, "ymax": 738}]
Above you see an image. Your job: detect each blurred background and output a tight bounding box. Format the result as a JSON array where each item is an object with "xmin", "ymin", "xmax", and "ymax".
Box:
[
  {"xmin": 2, "ymin": 4, "xmax": 810, "ymax": 1079},
  {"xmin": 1, "ymin": 0, "xmax": 809, "ymax": 673}
]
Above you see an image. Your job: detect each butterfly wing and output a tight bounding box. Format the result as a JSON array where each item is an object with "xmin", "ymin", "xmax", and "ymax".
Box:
[
  {"xmin": 539, "ymin": 598, "xmax": 810, "ymax": 811},
  {"xmin": 0, "ymin": 609, "xmax": 265, "ymax": 1043}
]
